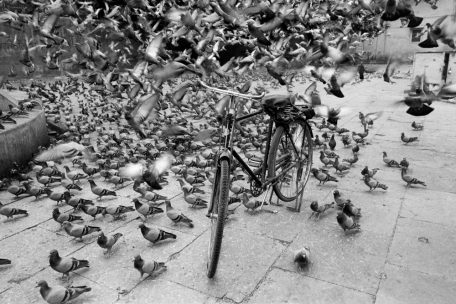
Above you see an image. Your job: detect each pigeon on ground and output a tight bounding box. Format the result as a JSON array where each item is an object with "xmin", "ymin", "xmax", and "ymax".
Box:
[
  {"xmin": 133, "ymin": 198, "xmax": 164, "ymax": 220},
  {"xmin": 0, "ymin": 202, "xmax": 28, "ymax": 219},
  {"xmin": 401, "ymin": 168, "xmax": 426, "ymax": 187},
  {"xmin": 138, "ymin": 223, "xmax": 176, "ymax": 244},
  {"xmin": 294, "ymin": 247, "xmax": 310, "ymax": 269},
  {"xmin": 97, "ymin": 232, "xmax": 123, "ymax": 254},
  {"xmin": 88, "ymin": 179, "xmax": 117, "ymax": 199},
  {"xmin": 49, "ymin": 249, "xmax": 89, "ymax": 278},
  {"xmin": 52, "ymin": 208, "xmax": 82, "ymax": 224},
  {"xmin": 401, "ymin": 132, "xmax": 419, "ymax": 144},
  {"xmin": 165, "ymin": 200, "xmax": 194, "ymax": 227},
  {"xmin": 37, "ymin": 280, "xmax": 91, "ymax": 304},
  {"xmin": 62, "ymin": 221, "xmax": 101, "ymax": 241},
  {"xmin": 133, "ymin": 254, "xmax": 167, "ymax": 278},
  {"xmin": 309, "ymin": 201, "xmax": 335, "ymax": 219},
  {"xmin": 336, "ymin": 211, "xmax": 360, "ymax": 232}
]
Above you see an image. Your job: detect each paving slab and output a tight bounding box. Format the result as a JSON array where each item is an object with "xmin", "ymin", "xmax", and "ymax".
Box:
[
  {"xmin": 160, "ymin": 227, "xmax": 286, "ymax": 303},
  {"xmin": 375, "ymin": 263, "xmax": 456, "ymax": 304},
  {"xmin": 274, "ymin": 220, "xmax": 390, "ymax": 295},
  {"xmin": 0, "ymin": 226, "xmax": 85, "ymax": 292},
  {"xmin": 0, "ymin": 269, "xmax": 119, "ymax": 304},
  {"xmin": 116, "ymin": 279, "xmax": 216, "ymax": 304},
  {"xmin": 0, "ymin": 194, "xmax": 61, "ymax": 240},
  {"xmin": 245, "ymin": 268, "xmax": 374, "ymax": 304},
  {"xmin": 65, "ymin": 220, "xmax": 199, "ymax": 292},
  {"xmin": 401, "ymin": 189, "xmax": 456, "ymax": 228},
  {"xmin": 388, "ymin": 217, "xmax": 456, "ymax": 281}
]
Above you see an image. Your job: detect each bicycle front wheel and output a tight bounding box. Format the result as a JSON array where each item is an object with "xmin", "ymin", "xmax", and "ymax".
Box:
[
  {"xmin": 268, "ymin": 120, "xmax": 313, "ymax": 202},
  {"xmin": 207, "ymin": 159, "xmax": 230, "ymax": 278}
]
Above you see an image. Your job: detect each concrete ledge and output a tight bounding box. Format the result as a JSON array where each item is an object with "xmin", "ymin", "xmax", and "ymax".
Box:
[
  {"xmin": 0, "ymin": 90, "xmax": 19, "ymax": 112},
  {"xmin": 0, "ymin": 92, "xmax": 49, "ymax": 177}
]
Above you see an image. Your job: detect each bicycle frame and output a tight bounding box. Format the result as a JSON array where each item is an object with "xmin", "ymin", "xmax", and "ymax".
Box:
[{"xmin": 206, "ymin": 96, "xmax": 304, "ymax": 218}]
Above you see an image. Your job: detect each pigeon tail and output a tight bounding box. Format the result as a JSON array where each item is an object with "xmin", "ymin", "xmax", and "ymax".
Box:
[
  {"xmin": 378, "ymin": 183, "xmax": 388, "ymax": 190},
  {"xmin": 160, "ymin": 230, "xmax": 177, "ymax": 240}
]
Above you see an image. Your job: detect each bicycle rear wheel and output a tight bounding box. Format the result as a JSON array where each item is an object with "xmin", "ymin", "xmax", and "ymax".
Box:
[
  {"xmin": 268, "ymin": 120, "xmax": 313, "ymax": 202},
  {"xmin": 207, "ymin": 159, "xmax": 230, "ymax": 278}
]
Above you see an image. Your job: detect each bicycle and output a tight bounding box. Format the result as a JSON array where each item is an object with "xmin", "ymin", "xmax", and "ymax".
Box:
[{"xmin": 196, "ymin": 80, "xmax": 314, "ymax": 278}]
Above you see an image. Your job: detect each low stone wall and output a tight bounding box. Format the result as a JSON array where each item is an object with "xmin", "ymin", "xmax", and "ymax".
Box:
[
  {"xmin": 0, "ymin": 90, "xmax": 19, "ymax": 111},
  {"xmin": 0, "ymin": 92, "xmax": 49, "ymax": 177}
]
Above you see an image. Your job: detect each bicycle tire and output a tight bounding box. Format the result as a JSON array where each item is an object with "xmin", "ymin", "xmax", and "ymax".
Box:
[
  {"xmin": 207, "ymin": 159, "xmax": 230, "ymax": 278},
  {"xmin": 268, "ymin": 120, "xmax": 313, "ymax": 202}
]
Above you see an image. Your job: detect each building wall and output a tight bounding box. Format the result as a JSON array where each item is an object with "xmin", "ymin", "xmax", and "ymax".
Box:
[{"xmin": 363, "ymin": 0, "xmax": 456, "ymax": 59}]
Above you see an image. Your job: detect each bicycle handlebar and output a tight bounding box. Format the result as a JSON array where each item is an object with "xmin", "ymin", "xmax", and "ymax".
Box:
[{"xmin": 197, "ymin": 80, "xmax": 265, "ymax": 100}]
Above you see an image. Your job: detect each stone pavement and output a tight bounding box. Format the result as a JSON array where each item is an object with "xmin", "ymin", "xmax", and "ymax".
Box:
[{"xmin": 1, "ymin": 77, "xmax": 456, "ymax": 304}]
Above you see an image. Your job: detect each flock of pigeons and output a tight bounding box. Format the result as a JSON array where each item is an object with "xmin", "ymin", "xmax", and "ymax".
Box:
[{"xmin": 0, "ymin": 0, "xmax": 455, "ymax": 303}]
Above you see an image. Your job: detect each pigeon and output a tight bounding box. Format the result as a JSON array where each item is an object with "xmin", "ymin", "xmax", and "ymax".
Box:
[
  {"xmin": 102, "ymin": 205, "xmax": 135, "ymax": 220},
  {"xmin": 138, "ymin": 223, "xmax": 176, "ymax": 244},
  {"xmin": 309, "ymin": 201, "xmax": 335, "ymax": 219},
  {"xmin": 363, "ymin": 175, "xmax": 388, "ymax": 191},
  {"xmin": 7, "ymin": 184, "xmax": 27, "ymax": 197},
  {"xmin": 352, "ymin": 144, "xmax": 360, "ymax": 155},
  {"xmin": 342, "ymin": 203, "xmax": 361, "ymax": 218},
  {"xmin": 293, "ymin": 247, "xmax": 310, "ymax": 269},
  {"xmin": 242, "ymin": 192, "xmax": 267, "ymax": 211},
  {"xmin": 23, "ymin": 181, "xmax": 48, "ymax": 199},
  {"xmin": 62, "ymin": 221, "xmax": 101, "ymax": 240},
  {"xmin": 63, "ymin": 166, "xmax": 87, "ymax": 183},
  {"xmin": 332, "ymin": 190, "xmax": 353, "ymax": 208},
  {"xmin": 359, "ymin": 111, "xmax": 382, "ymax": 128},
  {"xmin": 133, "ymin": 254, "xmax": 167, "ymax": 278},
  {"xmin": 78, "ymin": 204, "xmax": 105, "ymax": 219},
  {"xmin": 88, "ymin": 179, "xmax": 117, "ymax": 199},
  {"xmin": 0, "ymin": 202, "xmax": 28, "ymax": 219},
  {"xmin": 49, "ymin": 249, "xmax": 89, "ymax": 278},
  {"xmin": 361, "ymin": 166, "xmax": 380, "ymax": 178},
  {"xmin": 133, "ymin": 198, "xmax": 164, "ymax": 219},
  {"xmin": 52, "ymin": 208, "xmax": 82, "ymax": 224},
  {"xmin": 382, "ymin": 152, "xmax": 401, "ymax": 167},
  {"xmin": 183, "ymin": 188, "xmax": 208, "ymax": 208},
  {"xmin": 311, "ymin": 168, "xmax": 338, "ymax": 185},
  {"xmin": 45, "ymin": 189, "xmax": 71, "ymax": 205},
  {"xmin": 401, "ymin": 132, "xmax": 419, "ymax": 144},
  {"xmin": 97, "ymin": 232, "xmax": 123, "ymax": 254},
  {"xmin": 319, "ymin": 151, "xmax": 334, "ymax": 167},
  {"xmin": 401, "ymin": 168, "xmax": 426, "ymax": 187},
  {"xmin": 34, "ymin": 142, "xmax": 90, "ymax": 162},
  {"xmin": 36, "ymin": 280, "xmax": 91, "ymax": 304},
  {"xmin": 342, "ymin": 154, "xmax": 359, "ymax": 166},
  {"xmin": 411, "ymin": 121, "xmax": 424, "ymax": 130},
  {"xmin": 119, "ymin": 154, "xmax": 174, "ymax": 190},
  {"xmin": 400, "ymin": 158, "xmax": 409, "ymax": 169},
  {"xmin": 336, "ymin": 211, "xmax": 360, "ymax": 232},
  {"xmin": 165, "ymin": 200, "xmax": 194, "ymax": 227},
  {"xmin": 82, "ymin": 163, "xmax": 99, "ymax": 176},
  {"xmin": 328, "ymin": 134, "xmax": 336, "ymax": 151},
  {"xmin": 333, "ymin": 157, "xmax": 350, "ymax": 174}
]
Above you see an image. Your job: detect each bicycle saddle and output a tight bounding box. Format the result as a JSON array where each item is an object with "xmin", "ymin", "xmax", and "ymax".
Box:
[{"xmin": 262, "ymin": 94, "xmax": 293, "ymax": 109}]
